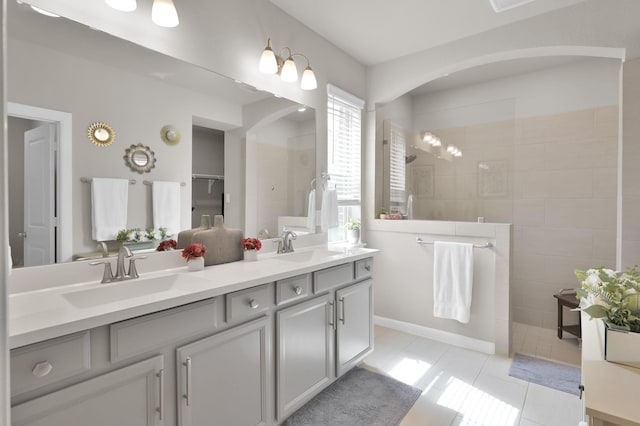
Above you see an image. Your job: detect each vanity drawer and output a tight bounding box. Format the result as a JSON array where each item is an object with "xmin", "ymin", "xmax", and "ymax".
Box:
[
  {"xmin": 11, "ymin": 331, "xmax": 91, "ymax": 396},
  {"xmin": 226, "ymin": 283, "xmax": 274, "ymax": 323},
  {"xmin": 313, "ymin": 262, "xmax": 354, "ymax": 293},
  {"xmin": 355, "ymin": 257, "xmax": 374, "ymax": 280},
  {"xmin": 276, "ymin": 274, "xmax": 311, "ymax": 305},
  {"xmin": 110, "ymin": 297, "xmax": 219, "ymax": 362}
]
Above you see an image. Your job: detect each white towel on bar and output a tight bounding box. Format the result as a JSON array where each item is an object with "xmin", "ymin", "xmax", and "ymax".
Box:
[
  {"xmin": 307, "ymin": 188, "xmax": 316, "ymax": 231},
  {"xmin": 152, "ymin": 181, "xmax": 181, "ymax": 236},
  {"xmin": 433, "ymin": 241, "xmax": 474, "ymax": 324},
  {"xmin": 320, "ymin": 188, "xmax": 339, "ymax": 232},
  {"xmin": 91, "ymin": 178, "xmax": 129, "ymax": 241}
]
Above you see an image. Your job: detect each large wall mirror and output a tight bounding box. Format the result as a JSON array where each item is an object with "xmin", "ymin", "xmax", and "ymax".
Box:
[
  {"xmin": 7, "ymin": 1, "xmax": 316, "ymax": 268},
  {"xmin": 375, "ymin": 56, "xmax": 620, "ymax": 224}
]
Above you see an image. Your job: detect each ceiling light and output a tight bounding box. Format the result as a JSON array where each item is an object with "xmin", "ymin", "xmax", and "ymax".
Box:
[
  {"xmin": 105, "ymin": 0, "xmax": 137, "ymax": 12},
  {"xmin": 259, "ymin": 38, "xmax": 318, "ymax": 91},
  {"xmin": 298, "ymin": 107, "xmax": 307, "ymax": 112},
  {"xmin": 30, "ymin": 5, "xmax": 60, "ymax": 17},
  {"xmin": 489, "ymin": 0, "xmax": 534, "ymax": 13},
  {"xmin": 152, "ymin": 0, "xmax": 179, "ymax": 27}
]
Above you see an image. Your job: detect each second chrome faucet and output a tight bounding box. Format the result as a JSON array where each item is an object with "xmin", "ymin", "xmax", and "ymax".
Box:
[
  {"xmin": 277, "ymin": 229, "xmax": 297, "ymax": 254},
  {"xmin": 91, "ymin": 245, "xmax": 146, "ymax": 283}
]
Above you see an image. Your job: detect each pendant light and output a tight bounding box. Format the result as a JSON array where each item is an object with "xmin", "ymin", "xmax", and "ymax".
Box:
[{"xmin": 152, "ymin": 0, "xmax": 179, "ymax": 27}]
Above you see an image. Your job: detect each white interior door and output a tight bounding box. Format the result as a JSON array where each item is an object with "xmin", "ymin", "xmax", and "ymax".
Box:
[{"xmin": 23, "ymin": 124, "xmax": 56, "ymax": 266}]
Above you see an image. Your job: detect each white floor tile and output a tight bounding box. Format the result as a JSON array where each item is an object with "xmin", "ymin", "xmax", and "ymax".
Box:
[
  {"xmin": 365, "ymin": 322, "xmax": 583, "ymax": 426},
  {"xmin": 521, "ymin": 383, "xmax": 582, "ymax": 426}
]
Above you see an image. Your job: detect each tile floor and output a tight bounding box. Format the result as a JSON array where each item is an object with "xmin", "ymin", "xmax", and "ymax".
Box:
[{"xmin": 362, "ymin": 323, "xmax": 583, "ymax": 426}]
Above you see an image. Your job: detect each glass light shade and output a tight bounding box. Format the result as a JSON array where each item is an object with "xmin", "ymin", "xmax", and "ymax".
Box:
[
  {"xmin": 105, "ymin": 0, "xmax": 137, "ymax": 12},
  {"xmin": 30, "ymin": 5, "xmax": 60, "ymax": 17},
  {"xmin": 300, "ymin": 66, "xmax": 317, "ymax": 90},
  {"xmin": 280, "ymin": 57, "xmax": 298, "ymax": 82},
  {"xmin": 152, "ymin": 0, "xmax": 179, "ymax": 27},
  {"xmin": 259, "ymin": 47, "xmax": 278, "ymax": 74},
  {"xmin": 431, "ymin": 137, "xmax": 441, "ymax": 147}
]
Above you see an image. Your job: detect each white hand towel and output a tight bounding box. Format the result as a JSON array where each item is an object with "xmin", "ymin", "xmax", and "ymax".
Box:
[
  {"xmin": 433, "ymin": 241, "xmax": 474, "ymax": 324},
  {"xmin": 152, "ymin": 181, "xmax": 181, "ymax": 237},
  {"xmin": 320, "ymin": 188, "xmax": 339, "ymax": 232},
  {"xmin": 91, "ymin": 178, "xmax": 129, "ymax": 241},
  {"xmin": 307, "ymin": 188, "xmax": 316, "ymax": 231}
]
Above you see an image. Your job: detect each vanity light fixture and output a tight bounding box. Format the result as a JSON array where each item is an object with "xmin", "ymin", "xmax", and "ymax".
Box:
[
  {"xmin": 104, "ymin": 0, "xmax": 179, "ymax": 27},
  {"xmin": 259, "ymin": 38, "xmax": 318, "ymax": 90}
]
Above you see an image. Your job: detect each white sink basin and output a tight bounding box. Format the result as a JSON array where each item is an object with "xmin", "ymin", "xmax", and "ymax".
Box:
[
  {"xmin": 272, "ymin": 248, "xmax": 345, "ymax": 263},
  {"xmin": 62, "ymin": 273, "xmax": 206, "ymax": 308}
]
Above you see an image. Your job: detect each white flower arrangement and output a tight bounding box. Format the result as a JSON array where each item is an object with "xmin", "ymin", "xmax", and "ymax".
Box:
[{"xmin": 575, "ymin": 266, "xmax": 640, "ymax": 332}]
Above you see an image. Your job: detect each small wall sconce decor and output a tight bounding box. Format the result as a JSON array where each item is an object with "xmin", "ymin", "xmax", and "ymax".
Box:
[
  {"xmin": 124, "ymin": 143, "xmax": 157, "ymax": 173},
  {"xmin": 87, "ymin": 122, "xmax": 115, "ymax": 147},
  {"xmin": 105, "ymin": 0, "xmax": 179, "ymax": 27},
  {"xmin": 160, "ymin": 125, "xmax": 181, "ymax": 145},
  {"xmin": 259, "ymin": 38, "xmax": 318, "ymax": 90}
]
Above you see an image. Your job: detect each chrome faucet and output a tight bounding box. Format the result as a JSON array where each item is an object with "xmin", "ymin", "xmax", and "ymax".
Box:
[
  {"xmin": 277, "ymin": 229, "xmax": 297, "ymax": 254},
  {"xmin": 90, "ymin": 245, "xmax": 146, "ymax": 283}
]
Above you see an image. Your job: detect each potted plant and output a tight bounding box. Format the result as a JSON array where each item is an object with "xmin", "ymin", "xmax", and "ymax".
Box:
[
  {"xmin": 241, "ymin": 238, "xmax": 262, "ymax": 261},
  {"xmin": 575, "ymin": 266, "xmax": 640, "ymax": 368},
  {"xmin": 156, "ymin": 239, "xmax": 177, "ymax": 251},
  {"xmin": 345, "ymin": 218, "xmax": 361, "ymax": 245},
  {"xmin": 182, "ymin": 243, "xmax": 207, "ymax": 271},
  {"xmin": 376, "ymin": 207, "xmax": 388, "ymax": 220}
]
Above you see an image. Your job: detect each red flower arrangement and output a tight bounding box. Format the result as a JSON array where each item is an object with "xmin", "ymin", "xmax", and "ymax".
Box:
[
  {"xmin": 182, "ymin": 243, "xmax": 207, "ymax": 260},
  {"xmin": 156, "ymin": 239, "xmax": 177, "ymax": 251},
  {"xmin": 241, "ymin": 238, "xmax": 262, "ymax": 251}
]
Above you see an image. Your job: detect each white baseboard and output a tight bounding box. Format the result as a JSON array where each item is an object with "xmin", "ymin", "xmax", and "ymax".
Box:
[{"xmin": 374, "ymin": 315, "xmax": 496, "ymax": 355}]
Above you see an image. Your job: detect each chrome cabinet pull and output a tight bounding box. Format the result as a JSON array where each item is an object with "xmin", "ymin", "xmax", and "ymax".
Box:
[
  {"xmin": 294, "ymin": 286, "xmax": 302, "ymax": 295},
  {"xmin": 328, "ymin": 301, "xmax": 335, "ymax": 330},
  {"xmin": 32, "ymin": 361, "xmax": 53, "ymax": 377},
  {"xmin": 157, "ymin": 369, "xmax": 164, "ymax": 420},
  {"xmin": 184, "ymin": 357, "xmax": 192, "ymax": 406},
  {"xmin": 364, "ymin": 264, "xmax": 371, "ymax": 271},
  {"xmin": 249, "ymin": 299, "xmax": 259, "ymax": 309},
  {"xmin": 339, "ymin": 297, "xmax": 345, "ymax": 325}
]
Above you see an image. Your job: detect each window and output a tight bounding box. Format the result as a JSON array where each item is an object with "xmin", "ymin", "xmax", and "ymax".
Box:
[
  {"xmin": 327, "ymin": 84, "xmax": 364, "ymax": 242},
  {"xmin": 388, "ymin": 123, "xmax": 406, "ymax": 204}
]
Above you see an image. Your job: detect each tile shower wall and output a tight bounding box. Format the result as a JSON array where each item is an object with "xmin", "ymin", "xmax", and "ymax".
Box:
[{"xmin": 408, "ymin": 106, "xmax": 618, "ymax": 327}]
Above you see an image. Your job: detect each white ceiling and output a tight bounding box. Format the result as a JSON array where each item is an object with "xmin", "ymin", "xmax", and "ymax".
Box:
[{"xmin": 269, "ymin": 0, "xmax": 587, "ymax": 66}]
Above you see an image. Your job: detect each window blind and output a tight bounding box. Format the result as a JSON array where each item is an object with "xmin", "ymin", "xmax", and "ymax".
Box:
[
  {"xmin": 389, "ymin": 124, "xmax": 406, "ymax": 203},
  {"xmin": 327, "ymin": 86, "xmax": 363, "ymax": 206}
]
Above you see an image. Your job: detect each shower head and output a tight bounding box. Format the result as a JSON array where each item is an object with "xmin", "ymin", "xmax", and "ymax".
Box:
[{"xmin": 405, "ymin": 154, "xmax": 417, "ymax": 164}]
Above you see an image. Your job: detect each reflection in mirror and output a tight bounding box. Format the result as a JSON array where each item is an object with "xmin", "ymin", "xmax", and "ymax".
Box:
[
  {"xmin": 246, "ymin": 104, "xmax": 316, "ymax": 238},
  {"xmin": 7, "ymin": 1, "xmax": 306, "ymax": 268}
]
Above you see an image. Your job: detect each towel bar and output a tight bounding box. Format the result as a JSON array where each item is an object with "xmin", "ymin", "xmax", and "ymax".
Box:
[
  {"xmin": 80, "ymin": 177, "xmax": 136, "ymax": 184},
  {"xmin": 143, "ymin": 180, "xmax": 186, "ymax": 187},
  {"xmin": 415, "ymin": 237, "xmax": 493, "ymax": 249}
]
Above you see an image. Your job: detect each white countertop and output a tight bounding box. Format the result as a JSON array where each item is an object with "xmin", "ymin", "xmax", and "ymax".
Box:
[
  {"xmin": 581, "ymin": 312, "xmax": 640, "ymax": 426},
  {"xmin": 9, "ymin": 246, "xmax": 377, "ymax": 349}
]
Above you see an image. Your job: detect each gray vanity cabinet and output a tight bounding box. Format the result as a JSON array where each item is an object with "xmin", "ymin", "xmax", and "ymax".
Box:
[
  {"xmin": 336, "ymin": 279, "xmax": 374, "ymax": 377},
  {"xmin": 276, "ymin": 293, "xmax": 334, "ymax": 420},
  {"xmin": 176, "ymin": 316, "xmax": 270, "ymax": 426},
  {"xmin": 11, "ymin": 355, "xmax": 164, "ymax": 426}
]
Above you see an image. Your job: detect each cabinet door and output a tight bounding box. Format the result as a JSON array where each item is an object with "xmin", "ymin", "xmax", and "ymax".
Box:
[
  {"xmin": 176, "ymin": 316, "xmax": 270, "ymax": 426},
  {"xmin": 336, "ymin": 279, "xmax": 373, "ymax": 377},
  {"xmin": 12, "ymin": 356, "xmax": 164, "ymax": 426},
  {"xmin": 276, "ymin": 293, "xmax": 334, "ymax": 420}
]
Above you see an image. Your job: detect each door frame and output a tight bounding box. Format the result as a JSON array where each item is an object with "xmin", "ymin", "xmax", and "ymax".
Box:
[{"xmin": 8, "ymin": 102, "xmax": 72, "ymax": 263}]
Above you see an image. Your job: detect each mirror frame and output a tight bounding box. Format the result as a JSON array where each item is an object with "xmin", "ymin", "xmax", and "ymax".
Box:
[
  {"xmin": 87, "ymin": 121, "xmax": 115, "ymax": 147},
  {"xmin": 123, "ymin": 143, "xmax": 156, "ymax": 174}
]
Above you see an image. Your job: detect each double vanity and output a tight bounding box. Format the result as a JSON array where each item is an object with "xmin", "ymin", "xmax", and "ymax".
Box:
[{"xmin": 8, "ymin": 246, "xmax": 377, "ymax": 426}]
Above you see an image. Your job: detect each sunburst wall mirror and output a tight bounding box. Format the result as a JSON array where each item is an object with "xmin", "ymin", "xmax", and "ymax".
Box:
[
  {"xmin": 124, "ymin": 143, "xmax": 156, "ymax": 174},
  {"xmin": 87, "ymin": 122, "xmax": 115, "ymax": 147}
]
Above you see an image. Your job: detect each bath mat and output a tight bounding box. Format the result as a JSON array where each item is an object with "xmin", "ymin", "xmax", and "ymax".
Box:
[
  {"xmin": 282, "ymin": 366, "xmax": 422, "ymax": 426},
  {"xmin": 509, "ymin": 353, "xmax": 581, "ymax": 396}
]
